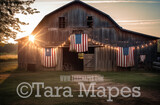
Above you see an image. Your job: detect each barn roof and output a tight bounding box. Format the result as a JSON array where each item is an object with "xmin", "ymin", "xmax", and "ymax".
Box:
[{"xmin": 16, "ymin": 0, "xmax": 159, "ymax": 41}]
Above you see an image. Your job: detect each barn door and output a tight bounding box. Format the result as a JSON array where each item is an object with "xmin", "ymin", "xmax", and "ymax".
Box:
[{"xmin": 84, "ymin": 54, "xmax": 95, "ymax": 71}]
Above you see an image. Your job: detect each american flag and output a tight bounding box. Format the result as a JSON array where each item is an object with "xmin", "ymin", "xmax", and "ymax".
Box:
[
  {"xmin": 117, "ymin": 47, "xmax": 135, "ymax": 67},
  {"xmin": 69, "ymin": 34, "xmax": 88, "ymax": 52},
  {"xmin": 41, "ymin": 48, "xmax": 57, "ymax": 67}
]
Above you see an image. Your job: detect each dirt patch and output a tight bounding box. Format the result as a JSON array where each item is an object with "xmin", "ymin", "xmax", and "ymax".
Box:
[
  {"xmin": 73, "ymin": 74, "xmax": 160, "ymax": 105},
  {"xmin": 141, "ymin": 73, "xmax": 158, "ymax": 77}
]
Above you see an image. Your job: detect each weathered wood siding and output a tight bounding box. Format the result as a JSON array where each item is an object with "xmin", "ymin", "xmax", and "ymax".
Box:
[
  {"xmin": 18, "ymin": 40, "xmax": 63, "ymax": 71},
  {"xmin": 95, "ymin": 44, "xmax": 157, "ymax": 71},
  {"xmin": 18, "ymin": 1, "xmax": 158, "ymax": 71},
  {"xmin": 18, "ymin": 41, "xmax": 27, "ymax": 70},
  {"xmin": 33, "ymin": 3, "xmax": 154, "ymax": 47},
  {"xmin": 95, "ymin": 47, "xmax": 117, "ymax": 71},
  {"xmin": 84, "ymin": 54, "xmax": 95, "ymax": 71},
  {"xmin": 134, "ymin": 44, "xmax": 157, "ymax": 70},
  {"xmin": 18, "ymin": 41, "xmax": 39, "ymax": 70}
]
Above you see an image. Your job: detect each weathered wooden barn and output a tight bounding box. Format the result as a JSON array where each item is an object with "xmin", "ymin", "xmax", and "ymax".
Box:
[{"xmin": 16, "ymin": 0, "xmax": 159, "ymax": 71}]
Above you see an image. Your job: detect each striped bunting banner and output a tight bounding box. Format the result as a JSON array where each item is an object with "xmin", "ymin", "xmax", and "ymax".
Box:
[
  {"xmin": 117, "ymin": 47, "xmax": 135, "ymax": 67},
  {"xmin": 69, "ymin": 34, "xmax": 88, "ymax": 52},
  {"xmin": 41, "ymin": 48, "xmax": 57, "ymax": 67}
]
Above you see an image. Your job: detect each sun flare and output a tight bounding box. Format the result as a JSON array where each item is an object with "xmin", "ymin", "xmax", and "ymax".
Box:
[{"xmin": 29, "ymin": 35, "xmax": 35, "ymax": 42}]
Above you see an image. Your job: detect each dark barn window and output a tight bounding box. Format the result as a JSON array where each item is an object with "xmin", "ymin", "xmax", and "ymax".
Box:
[
  {"xmin": 87, "ymin": 16, "xmax": 93, "ymax": 28},
  {"xmin": 59, "ymin": 17, "xmax": 65, "ymax": 28}
]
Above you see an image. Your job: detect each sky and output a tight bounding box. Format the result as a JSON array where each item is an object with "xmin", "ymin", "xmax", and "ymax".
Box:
[{"xmin": 11, "ymin": 0, "xmax": 160, "ymax": 43}]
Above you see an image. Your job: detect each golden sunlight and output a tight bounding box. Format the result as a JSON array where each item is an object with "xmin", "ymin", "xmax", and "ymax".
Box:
[
  {"xmin": 29, "ymin": 35, "xmax": 35, "ymax": 42},
  {"xmin": 8, "ymin": 38, "xmax": 17, "ymax": 44}
]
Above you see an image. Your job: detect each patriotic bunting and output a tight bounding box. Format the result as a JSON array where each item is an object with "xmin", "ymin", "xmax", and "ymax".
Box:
[
  {"xmin": 69, "ymin": 34, "xmax": 88, "ymax": 52},
  {"xmin": 41, "ymin": 48, "xmax": 57, "ymax": 67},
  {"xmin": 117, "ymin": 47, "xmax": 135, "ymax": 67},
  {"xmin": 37, "ymin": 34, "xmax": 155, "ymax": 68}
]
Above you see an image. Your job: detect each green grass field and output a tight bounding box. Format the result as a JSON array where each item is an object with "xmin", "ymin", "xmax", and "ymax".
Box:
[
  {"xmin": 0, "ymin": 60, "xmax": 160, "ymax": 105},
  {"xmin": 101, "ymin": 71, "xmax": 160, "ymax": 91}
]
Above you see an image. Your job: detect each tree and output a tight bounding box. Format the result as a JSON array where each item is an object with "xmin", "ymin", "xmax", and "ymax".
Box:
[{"xmin": 0, "ymin": 0, "xmax": 39, "ymax": 43}]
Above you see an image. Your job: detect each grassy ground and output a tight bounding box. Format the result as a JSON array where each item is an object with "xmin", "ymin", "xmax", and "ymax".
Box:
[
  {"xmin": 0, "ymin": 60, "xmax": 160, "ymax": 105},
  {"xmin": 100, "ymin": 71, "xmax": 160, "ymax": 91},
  {"xmin": 0, "ymin": 61, "xmax": 17, "ymax": 73}
]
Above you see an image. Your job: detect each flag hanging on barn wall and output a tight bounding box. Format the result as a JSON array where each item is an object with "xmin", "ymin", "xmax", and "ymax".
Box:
[
  {"xmin": 69, "ymin": 34, "xmax": 88, "ymax": 52},
  {"xmin": 41, "ymin": 48, "xmax": 57, "ymax": 67},
  {"xmin": 117, "ymin": 47, "xmax": 135, "ymax": 67}
]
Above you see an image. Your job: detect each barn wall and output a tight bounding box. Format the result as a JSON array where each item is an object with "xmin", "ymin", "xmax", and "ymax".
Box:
[
  {"xmin": 95, "ymin": 46, "xmax": 116, "ymax": 71},
  {"xmin": 55, "ymin": 48, "xmax": 63, "ymax": 70},
  {"xmin": 134, "ymin": 43, "xmax": 157, "ymax": 70},
  {"xmin": 18, "ymin": 2, "xmax": 158, "ymax": 71},
  {"xmin": 18, "ymin": 41, "xmax": 26, "ymax": 70},
  {"xmin": 18, "ymin": 41, "xmax": 39, "ymax": 70},
  {"xmin": 18, "ymin": 41, "xmax": 63, "ymax": 71},
  {"xmin": 95, "ymin": 43, "xmax": 157, "ymax": 71}
]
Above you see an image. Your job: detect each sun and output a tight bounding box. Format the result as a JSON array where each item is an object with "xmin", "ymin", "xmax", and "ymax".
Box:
[{"xmin": 29, "ymin": 35, "xmax": 35, "ymax": 42}]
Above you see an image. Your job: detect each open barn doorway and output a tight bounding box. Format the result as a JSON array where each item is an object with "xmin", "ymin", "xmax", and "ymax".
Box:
[
  {"xmin": 62, "ymin": 47, "xmax": 95, "ymax": 71},
  {"xmin": 63, "ymin": 47, "xmax": 83, "ymax": 71}
]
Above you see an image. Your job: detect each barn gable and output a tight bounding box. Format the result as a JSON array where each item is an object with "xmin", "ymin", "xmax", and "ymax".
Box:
[
  {"xmin": 32, "ymin": 0, "xmax": 120, "ymax": 33},
  {"xmin": 31, "ymin": 0, "xmax": 158, "ymax": 47}
]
